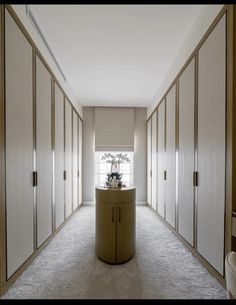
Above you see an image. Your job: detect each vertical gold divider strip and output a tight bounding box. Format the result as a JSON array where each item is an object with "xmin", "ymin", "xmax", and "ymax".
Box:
[
  {"xmin": 63, "ymin": 96, "xmax": 66, "ymax": 220},
  {"xmin": 146, "ymin": 119, "xmax": 148, "ymax": 205},
  {"xmin": 71, "ymin": 107, "xmax": 73, "ymax": 214},
  {"xmin": 164, "ymin": 98, "xmax": 166, "ymax": 220},
  {"xmin": 0, "ymin": 4, "xmax": 6, "ymax": 294},
  {"xmin": 77, "ymin": 113, "xmax": 79, "ymax": 207},
  {"xmin": 156, "ymin": 108, "xmax": 158, "ymax": 211},
  {"xmin": 223, "ymin": 10, "xmax": 228, "ymax": 277},
  {"xmin": 225, "ymin": 5, "xmax": 235, "ymax": 262},
  {"xmin": 194, "ymin": 53, "xmax": 198, "ymax": 251},
  {"xmin": 150, "ymin": 114, "xmax": 152, "ymax": 207},
  {"xmin": 231, "ymin": 5, "xmax": 236, "ymax": 252},
  {"xmin": 175, "ymin": 80, "xmax": 179, "ymax": 232},
  {"xmin": 51, "ymin": 77, "xmax": 55, "ymax": 233},
  {"xmin": 33, "ymin": 50, "xmax": 37, "ymax": 251}
]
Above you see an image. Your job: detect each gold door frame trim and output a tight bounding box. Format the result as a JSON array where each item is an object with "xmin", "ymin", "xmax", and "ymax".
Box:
[
  {"xmin": 164, "ymin": 98, "xmax": 166, "ymax": 220},
  {"xmin": 71, "ymin": 108, "xmax": 74, "ymax": 213},
  {"xmin": 175, "ymin": 79, "xmax": 179, "ymax": 232},
  {"xmin": 0, "ymin": 4, "xmax": 6, "ymax": 294},
  {"xmin": 63, "ymin": 96, "xmax": 66, "ymax": 220},
  {"xmin": 32, "ymin": 47, "xmax": 37, "ymax": 253},
  {"xmin": 51, "ymin": 76, "xmax": 55, "ymax": 234},
  {"xmin": 194, "ymin": 54, "xmax": 198, "ymax": 252}
]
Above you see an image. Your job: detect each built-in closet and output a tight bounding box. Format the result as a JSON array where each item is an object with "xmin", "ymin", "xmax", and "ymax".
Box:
[
  {"xmin": 147, "ymin": 6, "xmax": 236, "ymax": 285},
  {"xmin": 151, "ymin": 111, "xmax": 157, "ymax": 211},
  {"xmin": 178, "ymin": 57, "xmax": 195, "ymax": 247},
  {"xmin": 147, "ymin": 119, "xmax": 152, "ymax": 206},
  {"xmin": 157, "ymin": 101, "xmax": 165, "ymax": 218},
  {"xmin": 0, "ymin": 5, "xmax": 83, "ymax": 294}
]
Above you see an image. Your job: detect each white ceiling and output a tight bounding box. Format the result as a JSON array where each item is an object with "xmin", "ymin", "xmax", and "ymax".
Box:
[{"xmin": 29, "ymin": 5, "xmax": 204, "ymax": 107}]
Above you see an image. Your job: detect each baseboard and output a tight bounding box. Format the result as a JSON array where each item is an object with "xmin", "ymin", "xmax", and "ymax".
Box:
[
  {"xmin": 82, "ymin": 201, "xmax": 95, "ymax": 206},
  {"xmin": 136, "ymin": 201, "xmax": 147, "ymax": 206}
]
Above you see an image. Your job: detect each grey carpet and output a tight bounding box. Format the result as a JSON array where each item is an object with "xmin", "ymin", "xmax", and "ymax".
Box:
[{"xmin": 1, "ymin": 206, "xmax": 227, "ymax": 299}]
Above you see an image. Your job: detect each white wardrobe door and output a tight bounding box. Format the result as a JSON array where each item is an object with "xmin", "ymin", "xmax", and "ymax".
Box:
[
  {"xmin": 147, "ymin": 119, "xmax": 152, "ymax": 206},
  {"xmin": 197, "ymin": 15, "xmax": 226, "ymax": 275},
  {"xmin": 5, "ymin": 10, "xmax": 34, "ymax": 278},
  {"xmin": 165, "ymin": 85, "xmax": 176, "ymax": 228},
  {"xmin": 151, "ymin": 111, "xmax": 157, "ymax": 210},
  {"xmin": 72, "ymin": 111, "xmax": 78, "ymax": 211},
  {"xmin": 157, "ymin": 101, "xmax": 165, "ymax": 218},
  {"xmin": 55, "ymin": 83, "xmax": 65, "ymax": 229},
  {"xmin": 178, "ymin": 58, "xmax": 195, "ymax": 246},
  {"xmin": 65, "ymin": 99, "xmax": 73, "ymax": 217},
  {"xmin": 78, "ymin": 118, "xmax": 82, "ymax": 205},
  {"xmin": 36, "ymin": 56, "xmax": 52, "ymax": 247}
]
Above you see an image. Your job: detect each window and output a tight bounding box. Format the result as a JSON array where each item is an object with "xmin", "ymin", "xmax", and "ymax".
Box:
[{"xmin": 95, "ymin": 151, "xmax": 133, "ymax": 187}]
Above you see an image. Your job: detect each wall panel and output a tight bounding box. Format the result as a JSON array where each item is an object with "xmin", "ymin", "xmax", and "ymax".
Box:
[
  {"xmin": 147, "ymin": 119, "xmax": 152, "ymax": 206},
  {"xmin": 54, "ymin": 83, "xmax": 65, "ymax": 229},
  {"xmin": 78, "ymin": 118, "xmax": 82, "ymax": 205},
  {"xmin": 197, "ymin": 15, "xmax": 226, "ymax": 275},
  {"xmin": 151, "ymin": 111, "xmax": 157, "ymax": 210},
  {"xmin": 165, "ymin": 85, "xmax": 176, "ymax": 228},
  {"xmin": 72, "ymin": 110, "xmax": 78, "ymax": 210},
  {"xmin": 5, "ymin": 10, "xmax": 34, "ymax": 278},
  {"xmin": 178, "ymin": 58, "xmax": 195, "ymax": 246},
  {"xmin": 35, "ymin": 55, "xmax": 52, "ymax": 248},
  {"xmin": 157, "ymin": 101, "xmax": 165, "ymax": 218},
  {"xmin": 65, "ymin": 99, "xmax": 72, "ymax": 217}
]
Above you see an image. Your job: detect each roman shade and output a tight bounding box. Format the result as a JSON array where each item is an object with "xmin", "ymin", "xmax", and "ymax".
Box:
[{"xmin": 95, "ymin": 107, "xmax": 134, "ymax": 151}]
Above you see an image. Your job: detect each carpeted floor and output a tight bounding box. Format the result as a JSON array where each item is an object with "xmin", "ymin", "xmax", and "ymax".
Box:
[{"xmin": 1, "ymin": 206, "xmax": 227, "ymax": 299}]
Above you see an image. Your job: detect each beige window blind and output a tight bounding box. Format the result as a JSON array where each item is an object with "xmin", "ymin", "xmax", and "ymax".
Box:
[{"xmin": 95, "ymin": 107, "xmax": 134, "ymax": 151}]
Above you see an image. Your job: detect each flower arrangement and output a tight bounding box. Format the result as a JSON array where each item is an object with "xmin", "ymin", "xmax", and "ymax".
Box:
[{"xmin": 101, "ymin": 153, "xmax": 130, "ymax": 187}]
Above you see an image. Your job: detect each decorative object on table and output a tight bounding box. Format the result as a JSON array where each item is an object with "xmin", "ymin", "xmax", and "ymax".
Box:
[{"xmin": 101, "ymin": 153, "xmax": 130, "ymax": 187}]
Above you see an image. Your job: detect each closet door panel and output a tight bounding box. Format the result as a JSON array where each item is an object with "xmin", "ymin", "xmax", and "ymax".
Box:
[
  {"xmin": 78, "ymin": 118, "xmax": 82, "ymax": 205},
  {"xmin": 72, "ymin": 111, "xmax": 78, "ymax": 211},
  {"xmin": 147, "ymin": 119, "xmax": 152, "ymax": 206},
  {"xmin": 151, "ymin": 111, "xmax": 157, "ymax": 210},
  {"xmin": 36, "ymin": 56, "xmax": 52, "ymax": 247},
  {"xmin": 197, "ymin": 15, "xmax": 226, "ymax": 275},
  {"xmin": 178, "ymin": 59, "xmax": 195, "ymax": 246},
  {"xmin": 65, "ymin": 99, "xmax": 73, "ymax": 217},
  {"xmin": 5, "ymin": 10, "xmax": 34, "ymax": 278},
  {"xmin": 55, "ymin": 83, "xmax": 65, "ymax": 229},
  {"xmin": 157, "ymin": 101, "xmax": 165, "ymax": 218},
  {"xmin": 165, "ymin": 85, "xmax": 176, "ymax": 228}
]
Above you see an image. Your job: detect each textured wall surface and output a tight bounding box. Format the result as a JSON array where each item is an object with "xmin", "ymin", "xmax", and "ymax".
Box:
[
  {"xmin": 134, "ymin": 108, "xmax": 147, "ymax": 204},
  {"xmin": 82, "ymin": 107, "xmax": 95, "ymax": 203}
]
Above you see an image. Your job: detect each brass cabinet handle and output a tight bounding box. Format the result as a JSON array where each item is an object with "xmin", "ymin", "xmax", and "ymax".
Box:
[
  {"xmin": 118, "ymin": 207, "xmax": 121, "ymax": 222},
  {"xmin": 112, "ymin": 207, "xmax": 114, "ymax": 223},
  {"xmin": 193, "ymin": 171, "xmax": 198, "ymax": 187},
  {"xmin": 164, "ymin": 170, "xmax": 167, "ymax": 180},
  {"xmin": 33, "ymin": 171, "xmax": 38, "ymax": 187}
]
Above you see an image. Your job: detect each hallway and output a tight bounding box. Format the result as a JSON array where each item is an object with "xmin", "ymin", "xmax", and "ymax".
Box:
[{"xmin": 1, "ymin": 206, "xmax": 226, "ymax": 299}]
